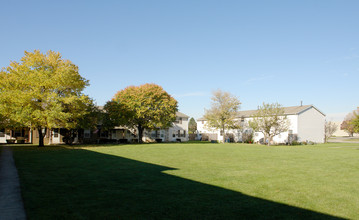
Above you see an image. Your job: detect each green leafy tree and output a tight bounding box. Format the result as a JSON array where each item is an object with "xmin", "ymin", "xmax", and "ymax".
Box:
[
  {"xmin": 341, "ymin": 108, "xmax": 359, "ymax": 136},
  {"xmin": 352, "ymin": 109, "xmax": 359, "ymax": 133},
  {"xmin": 249, "ymin": 102, "xmax": 290, "ymax": 146},
  {"xmin": 101, "ymin": 100, "xmax": 133, "ymax": 133},
  {"xmin": 62, "ymin": 100, "xmax": 100, "ymax": 145},
  {"xmin": 0, "ymin": 50, "xmax": 92, "ymax": 146},
  {"xmin": 188, "ymin": 117, "xmax": 197, "ymax": 134},
  {"xmin": 341, "ymin": 120, "xmax": 355, "ymax": 137},
  {"xmin": 112, "ymin": 83, "xmax": 178, "ymax": 143},
  {"xmin": 204, "ymin": 89, "xmax": 241, "ymax": 143}
]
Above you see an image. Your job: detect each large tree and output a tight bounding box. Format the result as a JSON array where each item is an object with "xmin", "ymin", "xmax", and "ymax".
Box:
[
  {"xmin": 341, "ymin": 108, "xmax": 359, "ymax": 136},
  {"xmin": 112, "ymin": 83, "xmax": 178, "ymax": 143},
  {"xmin": 0, "ymin": 50, "xmax": 92, "ymax": 146},
  {"xmin": 249, "ymin": 102, "xmax": 290, "ymax": 146},
  {"xmin": 204, "ymin": 89, "xmax": 241, "ymax": 143}
]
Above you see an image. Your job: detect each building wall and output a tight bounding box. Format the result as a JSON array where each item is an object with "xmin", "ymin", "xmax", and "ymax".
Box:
[
  {"xmin": 197, "ymin": 112, "xmax": 325, "ymax": 143},
  {"xmin": 197, "ymin": 119, "xmax": 222, "ymax": 141},
  {"xmin": 32, "ymin": 129, "xmax": 51, "ymax": 145},
  {"xmin": 172, "ymin": 116, "xmax": 189, "ymax": 141},
  {"xmin": 149, "ymin": 116, "xmax": 189, "ymax": 142},
  {"xmin": 0, "ymin": 128, "xmax": 10, "ymax": 143},
  {"xmin": 0, "ymin": 128, "xmax": 32, "ymax": 144},
  {"xmin": 249, "ymin": 115, "xmax": 298, "ymax": 144},
  {"xmin": 298, "ymin": 107, "xmax": 325, "ymax": 143}
]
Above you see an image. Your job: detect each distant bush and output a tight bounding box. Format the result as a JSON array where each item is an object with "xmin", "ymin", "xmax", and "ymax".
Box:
[
  {"xmin": 242, "ymin": 132, "xmax": 254, "ymax": 144},
  {"xmin": 291, "ymin": 140, "xmax": 301, "ymax": 145}
]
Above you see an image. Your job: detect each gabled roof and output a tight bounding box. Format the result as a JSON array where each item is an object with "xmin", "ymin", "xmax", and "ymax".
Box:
[
  {"xmin": 198, "ymin": 105, "xmax": 325, "ymax": 120},
  {"xmin": 237, "ymin": 105, "xmax": 318, "ymax": 117},
  {"xmin": 176, "ymin": 112, "xmax": 190, "ymax": 118}
]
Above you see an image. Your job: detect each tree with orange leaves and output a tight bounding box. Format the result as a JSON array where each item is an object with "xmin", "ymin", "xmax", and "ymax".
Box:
[{"xmin": 111, "ymin": 84, "xmax": 178, "ymax": 143}]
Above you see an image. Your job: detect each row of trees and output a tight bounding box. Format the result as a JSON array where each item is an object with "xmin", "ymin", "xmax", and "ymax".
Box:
[
  {"xmin": 324, "ymin": 107, "xmax": 359, "ymax": 142},
  {"xmin": 203, "ymin": 90, "xmax": 290, "ymax": 145},
  {"xmin": 341, "ymin": 108, "xmax": 359, "ymax": 136},
  {"xmin": 0, "ymin": 50, "xmax": 291, "ymax": 147},
  {"xmin": 3, "ymin": 50, "xmax": 346, "ymax": 146},
  {"xmin": 0, "ymin": 50, "xmax": 178, "ymax": 146}
]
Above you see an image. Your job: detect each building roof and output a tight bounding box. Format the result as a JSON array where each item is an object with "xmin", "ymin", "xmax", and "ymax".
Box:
[
  {"xmin": 198, "ymin": 105, "xmax": 325, "ymax": 120},
  {"xmin": 176, "ymin": 112, "xmax": 190, "ymax": 118}
]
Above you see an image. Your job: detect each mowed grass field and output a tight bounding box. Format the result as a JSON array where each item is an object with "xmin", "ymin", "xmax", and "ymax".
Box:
[{"xmin": 11, "ymin": 142, "xmax": 359, "ymax": 219}]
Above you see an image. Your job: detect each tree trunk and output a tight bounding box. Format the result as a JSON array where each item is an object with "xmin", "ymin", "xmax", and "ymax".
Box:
[
  {"xmin": 222, "ymin": 125, "xmax": 226, "ymax": 143},
  {"xmin": 38, "ymin": 127, "xmax": 46, "ymax": 147},
  {"xmin": 138, "ymin": 124, "xmax": 144, "ymax": 144},
  {"xmin": 267, "ymin": 136, "xmax": 272, "ymax": 146},
  {"xmin": 264, "ymin": 133, "xmax": 270, "ymax": 146}
]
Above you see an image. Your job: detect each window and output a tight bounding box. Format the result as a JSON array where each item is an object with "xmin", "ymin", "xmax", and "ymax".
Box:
[
  {"xmin": 175, "ymin": 117, "xmax": 182, "ymax": 124},
  {"xmin": 84, "ymin": 130, "xmax": 90, "ymax": 138},
  {"xmin": 0, "ymin": 128, "xmax": 5, "ymax": 137},
  {"xmin": 100, "ymin": 130, "xmax": 108, "ymax": 138},
  {"xmin": 53, "ymin": 128, "xmax": 59, "ymax": 138},
  {"xmin": 14, "ymin": 129, "xmax": 22, "ymax": 138}
]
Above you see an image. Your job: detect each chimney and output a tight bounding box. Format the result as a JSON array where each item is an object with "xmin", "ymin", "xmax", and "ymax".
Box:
[{"xmin": 301, "ymin": 101, "xmax": 303, "ymax": 106}]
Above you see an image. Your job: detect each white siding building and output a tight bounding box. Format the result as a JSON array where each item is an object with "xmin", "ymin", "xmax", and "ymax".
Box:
[
  {"xmin": 197, "ymin": 105, "xmax": 325, "ymax": 144},
  {"xmin": 146, "ymin": 112, "xmax": 190, "ymax": 142},
  {"xmin": 80, "ymin": 111, "xmax": 190, "ymax": 143}
]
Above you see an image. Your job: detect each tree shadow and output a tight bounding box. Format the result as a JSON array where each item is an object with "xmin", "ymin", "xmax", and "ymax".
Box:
[{"xmin": 14, "ymin": 147, "xmax": 343, "ymax": 219}]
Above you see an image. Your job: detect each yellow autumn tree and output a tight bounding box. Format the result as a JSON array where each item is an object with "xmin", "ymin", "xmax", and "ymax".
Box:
[
  {"xmin": 0, "ymin": 50, "xmax": 94, "ymax": 146},
  {"xmin": 111, "ymin": 84, "xmax": 178, "ymax": 143}
]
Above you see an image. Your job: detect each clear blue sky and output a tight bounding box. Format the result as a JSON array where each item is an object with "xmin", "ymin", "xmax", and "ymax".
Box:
[{"xmin": 1, "ymin": 0, "xmax": 358, "ymax": 121}]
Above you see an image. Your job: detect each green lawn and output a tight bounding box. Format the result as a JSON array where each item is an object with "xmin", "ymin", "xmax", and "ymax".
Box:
[{"xmin": 10, "ymin": 142, "xmax": 359, "ymax": 219}]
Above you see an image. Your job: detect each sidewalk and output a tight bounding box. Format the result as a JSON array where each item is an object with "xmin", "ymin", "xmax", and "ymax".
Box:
[
  {"xmin": 328, "ymin": 136, "xmax": 359, "ymax": 144},
  {"xmin": 0, "ymin": 146, "xmax": 27, "ymax": 220}
]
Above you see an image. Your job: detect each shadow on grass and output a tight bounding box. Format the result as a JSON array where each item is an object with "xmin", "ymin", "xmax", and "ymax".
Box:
[{"xmin": 12, "ymin": 146, "xmax": 343, "ymax": 219}]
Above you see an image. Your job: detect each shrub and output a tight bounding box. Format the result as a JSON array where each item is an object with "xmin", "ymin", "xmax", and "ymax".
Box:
[
  {"xmin": 291, "ymin": 140, "xmax": 301, "ymax": 145},
  {"xmin": 242, "ymin": 132, "xmax": 254, "ymax": 143}
]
